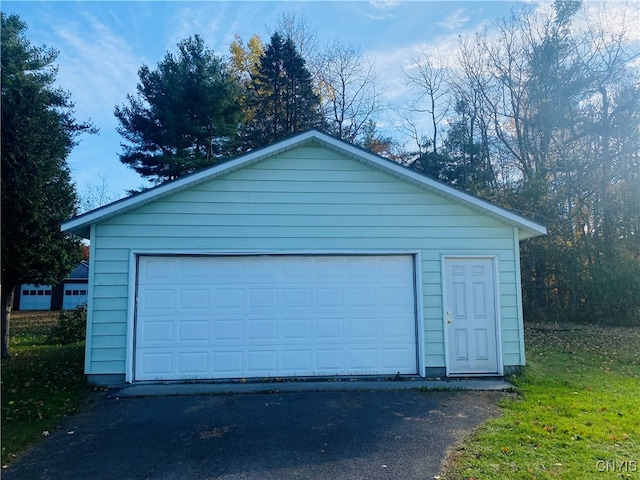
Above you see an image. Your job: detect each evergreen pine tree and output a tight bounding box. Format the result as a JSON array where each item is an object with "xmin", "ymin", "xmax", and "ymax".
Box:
[
  {"xmin": 115, "ymin": 35, "xmax": 240, "ymax": 184},
  {"xmin": 243, "ymin": 33, "xmax": 322, "ymax": 148}
]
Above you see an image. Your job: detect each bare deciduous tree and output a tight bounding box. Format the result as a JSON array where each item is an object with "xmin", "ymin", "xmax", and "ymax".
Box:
[
  {"xmin": 317, "ymin": 39, "xmax": 384, "ymax": 142},
  {"xmin": 402, "ymin": 50, "xmax": 449, "ymax": 154}
]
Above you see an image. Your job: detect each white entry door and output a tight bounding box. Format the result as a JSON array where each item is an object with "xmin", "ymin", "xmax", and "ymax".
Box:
[
  {"xmin": 134, "ymin": 255, "xmax": 418, "ymax": 381},
  {"xmin": 443, "ymin": 257, "xmax": 499, "ymax": 375}
]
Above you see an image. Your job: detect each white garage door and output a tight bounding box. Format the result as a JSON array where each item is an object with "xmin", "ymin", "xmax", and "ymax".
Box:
[
  {"xmin": 134, "ymin": 255, "xmax": 417, "ymax": 381},
  {"xmin": 19, "ymin": 284, "xmax": 52, "ymax": 311},
  {"xmin": 62, "ymin": 284, "xmax": 88, "ymax": 310}
]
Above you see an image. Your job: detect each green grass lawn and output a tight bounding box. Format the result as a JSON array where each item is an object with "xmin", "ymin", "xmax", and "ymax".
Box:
[
  {"xmin": 442, "ymin": 322, "xmax": 640, "ymax": 480},
  {"xmin": 1, "ymin": 311, "xmax": 91, "ymax": 467},
  {"xmin": 2, "ymin": 313, "xmax": 638, "ymax": 476}
]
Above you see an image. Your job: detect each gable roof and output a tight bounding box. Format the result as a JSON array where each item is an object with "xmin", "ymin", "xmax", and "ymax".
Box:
[
  {"xmin": 67, "ymin": 260, "xmax": 89, "ymax": 279},
  {"xmin": 62, "ymin": 129, "xmax": 546, "ymax": 240}
]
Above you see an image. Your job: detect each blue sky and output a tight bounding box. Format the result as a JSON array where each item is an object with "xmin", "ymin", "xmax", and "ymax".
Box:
[{"xmin": 5, "ymin": 1, "xmax": 531, "ymax": 199}]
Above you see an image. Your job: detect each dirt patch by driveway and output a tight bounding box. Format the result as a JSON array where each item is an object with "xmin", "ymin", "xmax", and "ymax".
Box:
[{"xmin": 3, "ymin": 390, "xmax": 505, "ymax": 480}]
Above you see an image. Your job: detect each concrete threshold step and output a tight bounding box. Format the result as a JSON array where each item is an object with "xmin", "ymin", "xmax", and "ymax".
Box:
[{"xmin": 110, "ymin": 377, "xmax": 514, "ymax": 398}]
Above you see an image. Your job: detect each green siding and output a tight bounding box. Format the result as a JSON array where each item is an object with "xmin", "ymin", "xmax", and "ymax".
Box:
[{"xmin": 87, "ymin": 145, "xmax": 525, "ymax": 376}]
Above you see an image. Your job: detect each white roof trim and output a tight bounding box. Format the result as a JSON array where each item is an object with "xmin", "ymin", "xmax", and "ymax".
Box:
[{"xmin": 62, "ymin": 129, "xmax": 546, "ymax": 240}]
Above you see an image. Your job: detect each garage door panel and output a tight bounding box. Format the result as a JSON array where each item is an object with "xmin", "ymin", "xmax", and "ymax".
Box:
[
  {"xmin": 177, "ymin": 352, "xmax": 209, "ymax": 374},
  {"xmin": 282, "ymin": 350, "xmax": 311, "ymax": 372},
  {"xmin": 348, "ymin": 288, "xmax": 376, "ymax": 307},
  {"xmin": 348, "ymin": 317, "xmax": 377, "ymax": 338},
  {"xmin": 215, "ymin": 289, "xmax": 244, "ymax": 309},
  {"xmin": 316, "ymin": 257, "xmax": 344, "ymax": 277},
  {"xmin": 316, "ymin": 349, "xmax": 344, "ymax": 370},
  {"xmin": 178, "ymin": 320, "xmax": 209, "ymax": 341},
  {"xmin": 316, "ymin": 318, "xmax": 344, "ymax": 338},
  {"xmin": 213, "ymin": 351, "xmax": 243, "ymax": 374},
  {"xmin": 179, "ymin": 259, "xmax": 212, "ymax": 281},
  {"xmin": 381, "ymin": 348, "xmax": 417, "ymax": 369},
  {"xmin": 282, "ymin": 288, "xmax": 311, "ymax": 308},
  {"xmin": 179, "ymin": 289, "xmax": 211, "ymax": 309},
  {"xmin": 248, "ymin": 288, "xmax": 278, "ymax": 308},
  {"xmin": 138, "ymin": 352, "xmax": 173, "ymax": 376},
  {"xmin": 247, "ymin": 350, "xmax": 278, "ymax": 373},
  {"xmin": 135, "ymin": 255, "xmax": 417, "ymax": 381},
  {"xmin": 213, "ymin": 319, "xmax": 244, "ymax": 340},
  {"xmin": 282, "ymin": 319, "xmax": 311, "ymax": 339},
  {"xmin": 316, "ymin": 288, "xmax": 344, "ymax": 307},
  {"xmin": 139, "ymin": 320, "xmax": 174, "ymax": 342},
  {"xmin": 248, "ymin": 318, "xmax": 278, "ymax": 340},
  {"xmin": 246, "ymin": 258, "xmax": 279, "ymax": 278},
  {"xmin": 347, "ymin": 258, "xmax": 376, "ymax": 276},
  {"xmin": 382, "ymin": 316, "xmax": 417, "ymax": 338},
  {"xmin": 349, "ymin": 349, "xmax": 377, "ymax": 369},
  {"xmin": 379, "ymin": 287, "xmax": 414, "ymax": 307},
  {"xmin": 140, "ymin": 259, "xmax": 177, "ymax": 283},
  {"xmin": 141, "ymin": 289, "xmax": 175, "ymax": 311}
]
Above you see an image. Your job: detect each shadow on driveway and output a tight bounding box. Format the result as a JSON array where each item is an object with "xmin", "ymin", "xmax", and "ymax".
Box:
[{"xmin": 3, "ymin": 390, "xmax": 505, "ymax": 479}]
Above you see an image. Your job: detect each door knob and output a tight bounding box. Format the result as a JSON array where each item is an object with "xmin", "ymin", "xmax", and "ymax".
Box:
[{"xmin": 447, "ymin": 319, "xmax": 452, "ymax": 324}]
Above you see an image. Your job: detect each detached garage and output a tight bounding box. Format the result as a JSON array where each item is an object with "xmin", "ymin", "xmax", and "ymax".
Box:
[{"xmin": 62, "ymin": 130, "xmax": 545, "ymax": 386}]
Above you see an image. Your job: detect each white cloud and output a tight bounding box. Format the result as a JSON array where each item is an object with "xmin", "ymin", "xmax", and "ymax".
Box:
[
  {"xmin": 52, "ymin": 12, "xmax": 143, "ymax": 123},
  {"xmin": 369, "ymin": 1, "xmax": 400, "ymax": 10},
  {"xmin": 437, "ymin": 8, "xmax": 470, "ymax": 30},
  {"xmin": 46, "ymin": 10, "xmax": 149, "ymax": 192}
]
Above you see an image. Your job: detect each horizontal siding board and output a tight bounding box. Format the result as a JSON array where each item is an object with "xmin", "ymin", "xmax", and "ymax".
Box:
[
  {"xmin": 425, "ymin": 349, "xmax": 444, "ymax": 362},
  {"xmin": 86, "ymin": 144, "xmax": 525, "ymax": 376},
  {"xmin": 503, "ymin": 352, "xmax": 521, "ymax": 365},
  {"xmin": 501, "ymin": 329, "xmax": 521, "ymax": 342},
  {"xmin": 92, "ymin": 310, "xmax": 126, "ymax": 324},
  {"xmin": 92, "ymin": 236, "xmax": 516, "ymax": 251},
  {"xmin": 92, "ymin": 336, "xmax": 126, "ymax": 348},
  {"xmin": 93, "ymin": 249, "xmax": 130, "ymax": 262},
  {"xmin": 93, "ymin": 297, "xmax": 128, "ymax": 310},
  {"xmin": 91, "ymin": 323, "xmax": 126, "ymax": 336},
  {"xmin": 137, "ymin": 202, "xmax": 492, "ymax": 217},
  {"xmin": 93, "ymin": 273, "xmax": 128, "ymax": 286},
  {"xmin": 425, "ymin": 330, "xmax": 444, "ymax": 343},
  {"xmin": 423, "ymin": 307, "xmax": 443, "ymax": 320},
  {"xmin": 502, "ymin": 341, "xmax": 522, "ymax": 356},
  {"xmin": 424, "ymin": 319, "xmax": 444, "ymax": 331},
  {"xmin": 423, "ymin": 283, "xmax": 442, "ymax": 296},
  {"xmin": 93, "ymin": 285, "xmax": 128, "ymax": 299},
  {"xmin": 500, "ymin": 295, "xmax": 518, "ymax": 307},
  {"xmin": 91, "ymin": 347, "xmax": 126, "ymax": 362},
  {"xmin": 93, "ymin": 260, "xmax": 129, "ymax": 274},
  {"xmin": 95, "ymin": 224, "xmax": 513, "ymax": 240},
  {"xmin": 500, "ymin": 306, "xmax": 519, "ymax": 321},
  {"xmin": 254, "ymin": 151, "xmax": 367, "ymax": 169},
  {"xmin": 106, "ymin": 213, "xmax": 502, "ymax": 229},
  {"xmin": 196, "ymin": 175, "xmax": 411, "ymax": 190},
  {"xmin": 163, "ymin": 190, "xmax": 449, "ymax": 205},
  {"xmin": 89, "ymin": 360, "xmax": 125, "ymax": 374}
]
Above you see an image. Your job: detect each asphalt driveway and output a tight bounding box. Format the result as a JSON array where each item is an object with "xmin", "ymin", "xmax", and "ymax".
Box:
[{"xmin": 3, "ymin": 389, "xmax": 505, "ymax": 480}]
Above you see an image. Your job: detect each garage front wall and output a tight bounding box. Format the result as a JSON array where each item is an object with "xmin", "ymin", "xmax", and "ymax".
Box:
[{"xmin": 87, "ymin": 144, "xmax": 522, "ymax": 378}]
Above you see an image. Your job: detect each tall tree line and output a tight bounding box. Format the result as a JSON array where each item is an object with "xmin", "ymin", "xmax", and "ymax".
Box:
[
  {"xmin": 6, "ymin": 5, "xmax": 632, "ymax": 334},
  {"xmin": 117, "ymin": 13, "xmax": 388, "ymax": 183},
  {"xmin": 404, "ymin": 2, "xmax": 639, "ymax": 324},
  {"xmin": 116, "ymin": 3, "xmax": 639, "ymax": 324}
]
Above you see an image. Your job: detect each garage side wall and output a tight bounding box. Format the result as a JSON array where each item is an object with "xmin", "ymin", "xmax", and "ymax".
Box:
[{"xmin": 87, "ymin": 146, "xmax": 523, "ymax": 380}]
